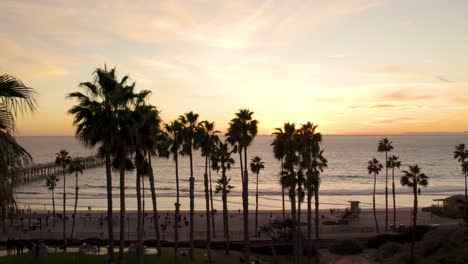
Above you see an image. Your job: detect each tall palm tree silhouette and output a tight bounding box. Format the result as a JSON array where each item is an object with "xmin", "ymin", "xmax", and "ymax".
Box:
[
  {"xmin": 45, "ymin": 175, "xmax": 59, "ymax": 218},
  {"xmin": 211, "ymin": 140, "xmax": 235, "ymax": 255},
  {"xmin": 378, "ymin": 138, "xmax": 393, "ymax": 232},
  {"xmin": 368, "ymin": 158, "xmax": 383, "ymax": 233},
  {"xmin": 164, "ymin": 120, "xmax": 183, "ymax": 261},
  {"xmin": 454, "ymin": 144, "xmax": 467, "ymax": 200},
  {"xmin": 197, "ymin": 120, "xmax": 219, "ymax": 263},
  {"xmin": 69, "ymin": 158, "xmax": 84, "ymax": 238},
  {"xmin": 55, "ymin": 149, "xmax": 71, "ymax": 250},
  {"xmin": 226, "ymin": 109, "xmax": 258, "ymax": 264},
  {"xmin": 271, "ymin": 130, "xmax": 287, "ymax": 223},
  {"xmin": 68, "ymin": 66, "xmax": 137, "ymax": 263},
  {"xmin": 387, "ymin": 155, "xmax": 401, "ymax": 226},
  {"xmin": 250, "ymin": 156, "xmax": 265, "ymax": 237},
  {"xmin": 401, "ymin": 165, "xmax": 429, "ymax": 263},
  {"xmin": 179, "ymin": 111, "xmax": 200, "ymax": 261},
  {"xmin": 0, "ymin": 74, "xmax": 35, "ymax": 225}
]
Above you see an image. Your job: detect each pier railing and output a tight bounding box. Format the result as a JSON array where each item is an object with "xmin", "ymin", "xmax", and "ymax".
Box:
[{"xmin": 12, "ymin": 155, "xmax": 104, "ymax": 184}]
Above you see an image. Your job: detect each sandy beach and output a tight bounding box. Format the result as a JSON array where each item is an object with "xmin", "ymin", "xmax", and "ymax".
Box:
[{"xmin": 0, "ymin": 207, "xmax": 461, "ymax": 242}]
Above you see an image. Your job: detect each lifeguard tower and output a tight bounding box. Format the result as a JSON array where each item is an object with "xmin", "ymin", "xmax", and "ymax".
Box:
[{"xmin": 348, "ymin": 201, "xmax": 361, "ymax": 219}]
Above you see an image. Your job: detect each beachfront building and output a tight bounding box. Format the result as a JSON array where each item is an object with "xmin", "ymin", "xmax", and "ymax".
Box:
[{"xmin": 442, "ymin": 195, "xmax": 467, "ymax": 217}]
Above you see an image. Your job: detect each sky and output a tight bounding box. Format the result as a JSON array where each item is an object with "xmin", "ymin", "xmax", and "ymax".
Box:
[{"xmin": 1, "ymin": 0, "xmax": 467, "ymax": 136}]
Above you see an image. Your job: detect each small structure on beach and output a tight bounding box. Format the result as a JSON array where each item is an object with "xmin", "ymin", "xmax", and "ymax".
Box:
[
  {"xmin": 342, "ymin": 201, "xmax": 361, "ymax": 220},
  {"xmin": 443, "ymin": 195, "xmax": 466, "ymax": 216}
]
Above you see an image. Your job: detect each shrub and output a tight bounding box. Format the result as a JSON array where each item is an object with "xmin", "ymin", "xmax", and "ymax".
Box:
[
  {"xmin": 374, "ymin": 242, "xmax": 403, "ymax": 261},
  {"xmin": 328, "ymin": 239, "xmax": 363, "ymax": 255}
]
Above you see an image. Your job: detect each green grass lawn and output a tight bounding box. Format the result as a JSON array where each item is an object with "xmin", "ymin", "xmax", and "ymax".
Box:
[{"xmin": 0, "ymin": 248, "xmax": 240, "ymax": 264}]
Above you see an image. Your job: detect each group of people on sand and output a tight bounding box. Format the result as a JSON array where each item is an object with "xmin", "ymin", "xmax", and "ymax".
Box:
[
  {"xmin": 6, "ymin": 237, "xmax": 50, "ymax": 257},
  {"xmin": 5, "ymin": 237, "xmax": 25, "ymax": 256}
]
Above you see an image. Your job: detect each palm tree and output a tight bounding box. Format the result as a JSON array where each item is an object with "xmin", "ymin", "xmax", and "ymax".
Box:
[
  {"xmin": 0, "ymin": 74, "xmax": 35, "ymax": 230},
  {"xmin": 45, "ymin": 175, "xmax": 59, "ymax": 217},
  {"xmin": 196, "ymin": 120, "xmax": 219, "ymax": 263},
  {"xmin": 179, "ymin": 111, "xmax": 200, "ymax": 261},
  {"xmin": 164, "ymin": 120, "xmax": 183, "ymax": 261},
  {"xmin": 297, "ymin": 122, "xmax": 325, "ymax": 242},
  {"xmin": 68, "ymin": 66, "xmax": 136, "ymax": 263},
  {"xmin": 271, "ymin": 132, "xmax": 287, "ymax": 223},
  {"xmin": 377, "ymin": 138, "xmax": 393, "ymax": 232},
  {"xmin": 226, "ymin": 109, "xmax": 258, "ymax": 264},
  {"xmin": 310, "ymin": 149, "xmax": 327, "ymax": 242},
  {"xmin": 250, "ymin": 156, "xmax": 264, "ymax": 237},
  {"xmin": 69, "ymin": 158, "xmax": 84, "ymax": 238},
  {"xmin": 367, "ymin": 158, "xmax": 383, "ymax": 233},
  {"xmin": 401, "ymin": 165, "xmax": 429, "ymax": 263},
  {"xmin": 55, "ymin": 149, "xmax": 72, "ymax": 249},
  {"xmin": 211, "ymin": 140, "xmax": 235, "ymax": 255},
  {"xmin": 134, "ymin": 103, "xmax": 168, "ymax": 264},
  {"xmin": 454, "ymin": 144, "xmax": 467, "ymax": 200},
  {"xmin": 387, "ymin": 155, "xmax": 401, "ymax": 226},
  {"xmin": 273, "ymin": 122, "xmax": 300, "ymax": 263}
]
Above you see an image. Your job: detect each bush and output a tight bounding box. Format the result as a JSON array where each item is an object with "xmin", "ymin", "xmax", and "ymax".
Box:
[
  {"xmin": 374, "ymin": 242, "xmax": 403, "ymax": 261},
  {"xmin": 366, "ymin": 234, "xmax": 406, "ymax": 248},
  {"xmin": 328, "ymin": 239, "xmax": 363, "ymax": 255}
]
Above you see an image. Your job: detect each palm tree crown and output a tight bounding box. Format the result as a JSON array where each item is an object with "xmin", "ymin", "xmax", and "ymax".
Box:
[
  {"xmin": 368, "ymin": 158, "xmax": 383, "ymax": 175},
  {"xmin": 401, "ymin": 165, "xmax": 429, "ymax": 188}
]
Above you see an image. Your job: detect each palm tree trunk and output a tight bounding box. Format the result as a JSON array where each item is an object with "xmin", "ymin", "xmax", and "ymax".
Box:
[
  {"xmin": 280, "ymin": 159, "xmax": 285, "ymax": 223},
  {"xmin": 243, "ymin": 148, "xmax": 250, "ymax": 264},
  {"xmin": 307, "ymin": 188, "xmax": 312, "ymax": 261},
  {"xmin": 255, "ymin": 172, "xmax": 259, "ymax": 237},
  {"xmin": 189, "ymin": 148, "xmax": 195, "ymax": 262},
  {"xmin": 70, "ymin": 172, "xmax": 79, "ymax": 238},
  {"xmin": 52, "ymin": 189, "xmax": 56, "ymax": 217},
  {"xmin": 314, "ymin": 185, "xmax": 320, "ymax": 241},
  {"xmin": 307, "ymin": 189, "xmax": 312, "ymax": 241},
  {"xmin": 203, "ymin": 157, "xmax": 212, "ymax": 263},
  {"xmin": 105, "ymin": 151, "xmax": 115, "ymax": 264},
  {"xmin": 373, "ymin": 173, "xmax": 380, "ymax": 233},
  {"xmin": 297, "ymin": 172, "xmax": 302, "ymax": 262},
  {"xmin": 385, "ymin": 152, "xmax": 388, "ymax": 232},
  {"xmin": 465, "ymin": 171, "xmax": 467, "ymax": 200},
  {"xmin": 411, "ymin": 183, "xmax": 418, "ymax": 264},
  {"xmin": 62, "ymin": 166, "xmax": 67, "ymax": 251},
  {"xmin": 222, "ymin": 170, "xmax": 230, "ymax": 255},
  {"xmin": 174, "ymin": 154, "xmax": 180, "ymax": 262},
  {"xmin": 289, "ymin": 171, "xmax": 298, "ymax": 264},
  {"xmin": 282, "ymin": 188, "xmax": 285, "ymax": 223},
  {"xmin": 209, "ymin": 160, "xmax": 215, "ymax": 238},
  {"xmin": 147, "ymin": 154, "xmax": 162, "ymax": 261},
  {"xmin": 142, "ymin": 173, "xmax": 145, "ymax": 236},
  {"xmin": 136, "ymin": 168, "xmax": 143, "ymax": 264},
  {"xmin": 392, "ymin": 168, "xmax": 396, "ymax": 226},
  {"xmin": 118, "ymin": 157, "xmax": 126, "ymax": 264}
]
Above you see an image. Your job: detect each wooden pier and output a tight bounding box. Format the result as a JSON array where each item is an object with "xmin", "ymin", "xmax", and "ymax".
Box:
[{"xmin": 13, "ymin": 155, "xmax": 105, "ymax": 184}]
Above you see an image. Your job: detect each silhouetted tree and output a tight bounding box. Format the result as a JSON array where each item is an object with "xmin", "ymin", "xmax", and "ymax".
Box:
[
  {"xmin": 55, "ymin": 149, "xmax": 71, "ymax": 250},
  {"xmin": 378, "ymin": 138, "xmax": 393, "ymax": 232},
  {"xmin": 367, "ymin": 158, "xmax": 383, "ymax": 233},
  {"xmin": 387, "ymin": 155, "xmax": 401, "ymax": 226},
  {"xmin": 401, "ymin": 165, "xmax": 428, "ymax": 264},
  {"xmin": 250, "ymin": 156, "xmax": 265, "ymax": 237}
]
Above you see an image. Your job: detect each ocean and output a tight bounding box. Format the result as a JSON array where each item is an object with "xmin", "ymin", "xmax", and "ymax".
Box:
[{"xmin": 13, "ymin": 135, "xmax": 468, "ymax": 211}]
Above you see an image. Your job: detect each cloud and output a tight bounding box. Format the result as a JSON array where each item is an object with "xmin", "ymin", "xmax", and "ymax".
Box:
[
  {"xmin": 380, "ymin": 89, "xmax": 433, "ymax": 101},
  {"xmin": 349, "ymin": 104, "xmax": 420, "ymax": 110},
  {"xmin": 369, "ymin": 117, "xmax": 429, "ymax": 125},
  {"xmin": 436, "ymin": 75, "xmax": 454, "ymax": 83}
]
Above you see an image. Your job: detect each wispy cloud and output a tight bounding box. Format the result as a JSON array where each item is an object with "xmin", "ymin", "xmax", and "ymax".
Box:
[
  {"xmin": 436, "ymin": 75, "xmax": 454, "ymax": 83},
  {"xmin": 380, "ymin": 89, "xmax": 433, "ymax": 101}
]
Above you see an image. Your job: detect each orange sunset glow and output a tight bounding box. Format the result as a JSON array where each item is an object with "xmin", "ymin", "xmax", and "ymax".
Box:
[{"xmin": 1, "ymin": 0, "xmax": 467, "ymax": 136}]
